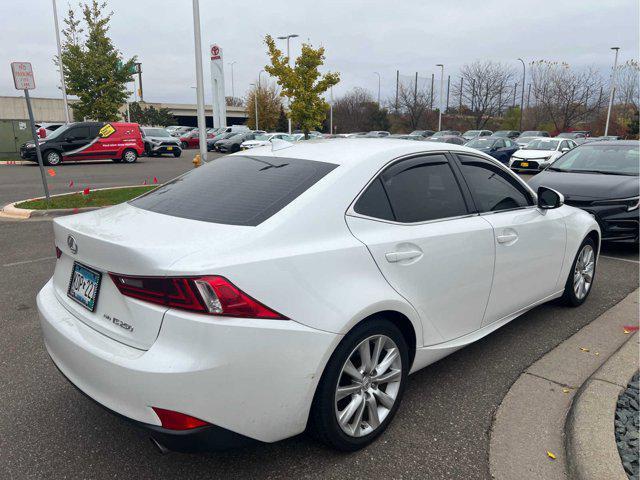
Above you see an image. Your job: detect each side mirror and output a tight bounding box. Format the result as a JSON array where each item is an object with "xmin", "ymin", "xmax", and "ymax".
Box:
[{"xmin": 537, "ymin": 186, "xmax": 564, "ymax": 210}]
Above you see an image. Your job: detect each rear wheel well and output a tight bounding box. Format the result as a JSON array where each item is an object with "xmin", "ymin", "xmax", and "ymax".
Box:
[{"xmin": 354, "ymin": 310, "xmax": 417, "ymax": 369}]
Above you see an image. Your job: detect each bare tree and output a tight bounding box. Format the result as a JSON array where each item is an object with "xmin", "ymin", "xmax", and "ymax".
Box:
[
  {"xmin": 454, "ymin": 61, "xmax": 514, "ymax": 128},
  {"xmin": 225, "ymin": 96, "xmax": 244, "ymax": 107},
  {"xmin": 616, "ymin": 60, "xmax": 640, "ymax": 111},
  {"xmin": 529, "ymin": 60, "xmax": 605, "ymax": 131},
  {"xmin": 333, "ymin": 88, "xmax": 389, "ymax": 132},
  {"xmin": 394, "ymin": 77, "xmax": 432, "ymax": 130}
]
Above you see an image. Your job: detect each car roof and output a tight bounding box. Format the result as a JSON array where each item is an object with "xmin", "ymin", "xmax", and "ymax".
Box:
[
  {"xmin": 581, "ymin": 140, "xmax": 639, "ymax": 146},
  {"xmin": 237, "ymin": 138, "xmax": 482, "ymax": 166}
]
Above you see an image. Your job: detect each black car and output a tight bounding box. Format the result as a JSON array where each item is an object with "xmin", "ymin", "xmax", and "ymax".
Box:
[
  {"xmin": 409, "ymin": 130, "xmax": 436, "ymax": 138},
  {"xmin": 528, "ymin": 141, "xmax": 639, "ymax": 244},
  {"xmin": 215, "ymin": 132, "xmax": 255, "ymax": 153},
  {"xmin": 206, "ymin": 132, "xmax": 235, "ymax": 151},
  {"xmin": 492, "ymin": 130, "xmax": 521, "ymax": 139},
  {"xmin": 464, "ymin": 137, "xmax": 520, "ymax": 164}
]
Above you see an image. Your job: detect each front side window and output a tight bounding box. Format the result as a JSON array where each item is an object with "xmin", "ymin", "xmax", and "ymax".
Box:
[
  {"xmin": 457, "ymin": 154, "xmax": 533, "ymax": 213},
  {"xmin": 354, "ymin": 155, "xmax": 469, "ymax": 223},
  {"xmin": 68, "ymin": 127, "xmax": 90, "ymax": 140}
]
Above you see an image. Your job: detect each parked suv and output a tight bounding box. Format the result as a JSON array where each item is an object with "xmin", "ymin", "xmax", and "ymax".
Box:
[
  {"xmin": 142, "ymin": 127, "xmax": 182, "ymax": 157},
  {"xmin": 20, "ymin": 121, "xmax": 145, "ymax": 166}
]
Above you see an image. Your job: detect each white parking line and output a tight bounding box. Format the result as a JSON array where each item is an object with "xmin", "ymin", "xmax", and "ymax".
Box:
[
  {"xmin": 600, "ymin": 255, "xmax": 640, "ymax": 265},
  {"xmin": 2, "ymin": 256, "xmax": 55, "ymax": 267}
]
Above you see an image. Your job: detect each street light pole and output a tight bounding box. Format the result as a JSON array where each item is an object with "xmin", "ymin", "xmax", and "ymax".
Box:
[
  {"xmin": 604, "ymin": 47, "xmax": 620, "ymax": 137},
  {"xmin": 517, "ymin": 58, "xmax": 525, "ymax": 131},
  {"xmin": 228, "ymin": 61, "xmax": 236, "ymax": 101},
  {"xmin": 436, "ymin": 64, "xmax": 444, "ymax": 131},
  {"xmin": 373, "ymin": 72, "xmax": 381, "ymax": 105},
  {"xmin": 329, "ymin": 86, "xmax": 334, "ymax": 134},
  {"xmin": 250, "ymin": 83, "xmax": 258, "ymax": 130},
  {"xmin": 52, "ymin": 0, "xmax": 70, "ymax": 123},
  {"xmin": 277, "ymin": 34, "xmax": 299, "ymax": 134},
  {"xmin": 191, "ymin": 0, "xmax": 207, "ymax": 162}
]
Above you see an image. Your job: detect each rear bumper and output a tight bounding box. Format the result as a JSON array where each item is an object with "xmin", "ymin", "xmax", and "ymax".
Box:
[{"xmin": 37, "ymin": 279, "xmax": 340, "ymax": 447}]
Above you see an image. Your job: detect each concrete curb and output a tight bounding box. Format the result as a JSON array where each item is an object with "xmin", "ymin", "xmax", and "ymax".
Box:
[
  {"xmin": 489, "ymin": 289, "xmax": 639, "ymax": 480},
  {"xmin": 565, "ymin": 333, "xmax": 638, "ymax": 480},
  {"xmin": 0, "ymin": 160, "xmax": 30, "ymax": 165},
  {"xmin": 0, "ymin": 185, "xmax": 150, "ymax": 220}
]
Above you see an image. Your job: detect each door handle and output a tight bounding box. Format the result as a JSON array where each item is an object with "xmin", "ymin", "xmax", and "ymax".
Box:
[
  {"xmin": 496, "ymin": 233, "xmax": 518, "ymax": 244},
  {"xmin": 385, "ymin": 250, "xmax": 422, "ymax": 263}
]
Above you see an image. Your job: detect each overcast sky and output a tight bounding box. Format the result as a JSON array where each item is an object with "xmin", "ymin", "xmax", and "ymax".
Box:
[{"xmin": 1, "ymin": 0, "xmax": 638, "ymax": 105}]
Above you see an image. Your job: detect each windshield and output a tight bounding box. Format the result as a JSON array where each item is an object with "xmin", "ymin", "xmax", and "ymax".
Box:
[
  {"xmin": 254, "ymin": 134, "xmax": 271, "ymax": 141},
  {"xmin": 44, "ymin": 123, "xmax": 74, "ymax": 141},
  {"xmin": 556, "ymin": 133, "xmax": 573, "ymax": 138},
  {"xmin": 493, "ymin": 131, "xmax": 510, "ymax": 137},
  {"xmin": 466, "ymin": 138, "xmax": 495, "ymax": 148},
  {"xmin": 143, "ymin": 128, "xmax": 170, "ymax": 137},
  {"xmin": 525, "ymin": 139, "xmax": 559, "ymax": 150},
  {"xmin": 521, "ymin": 131, "xmax": 545, "ymax": 137},
  {"xmin": 463, "ymin": 130, "xmax": 481, "ymax": 137},
  {"xmin": 550, "ymin": 144, "xmax": 639, "ymax": 175}
]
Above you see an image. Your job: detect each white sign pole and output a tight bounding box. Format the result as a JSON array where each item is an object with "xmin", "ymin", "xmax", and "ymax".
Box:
[
  {"xmin": 210, "ymin": 44, "xmax": 227, "ymax": 128},
  {"xmin": 191, "ymin": 0, "xmax": 207, "ymax": 162},
  {"xmin": 11, "ymin": 62, "xmax": 50, "ymax": 204},
  {"xmin": 52, "ymin": 0, "xmax": 70, "ymax": 123}
]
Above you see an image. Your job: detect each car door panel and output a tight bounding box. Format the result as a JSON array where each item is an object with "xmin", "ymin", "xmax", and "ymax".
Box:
[
  {"xmin": 346, "ymin": 153, "xmax": 495, "ymax": 345},
  {"xmin": 454, "ymin": 153, "xmax": 567, "ymax": 324},
  {"xmin": 480, "ymin": 208, "xmax": 566, "ymax": 324},
  {"xmin": 347, "ymin": 215, "xmax": 495, "ymax": 344}
]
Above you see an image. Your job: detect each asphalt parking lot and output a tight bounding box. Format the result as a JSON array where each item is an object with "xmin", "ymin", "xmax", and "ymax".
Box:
[{"xmin": 0, "ymin": 153, "xmax": 638, "ymax": 479}]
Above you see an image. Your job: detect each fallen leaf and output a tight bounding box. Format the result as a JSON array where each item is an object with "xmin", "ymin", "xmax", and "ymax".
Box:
[
  {"xmin": 595, "ymin": 352, "xmax": 600, "ymax": 356},
  {"xmin": 562, "ymin": 388, "xmax": 571, "ymax": 394},
  {"xmin": 47, "ymin": 168, "xmax": 56, "ymax": 177},
  {"xmin": 579, "ymin": 347, "xmax": 589, "ymax": 352},
  {"xmin": 547, "ymin": 451, "xmax": 556, "ymax": 460},
  {"xmin": 623, "ymin": 325, "xmax": 639, "ymax": 332}
]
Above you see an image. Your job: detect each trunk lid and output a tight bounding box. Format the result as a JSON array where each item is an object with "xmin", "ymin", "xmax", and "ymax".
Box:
[{"xmin": 51, "ymin": 203, "xmax": 251, "ymax": 350}]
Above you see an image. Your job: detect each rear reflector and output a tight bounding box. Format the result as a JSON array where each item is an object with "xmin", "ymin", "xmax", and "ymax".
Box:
[
  {"xmin": 152, "ymin": 407, "xmax": 209, "ymax": 431},
  {"xmin": 109, "ymin": 273, "xmax": 287, "ymax": 319}
]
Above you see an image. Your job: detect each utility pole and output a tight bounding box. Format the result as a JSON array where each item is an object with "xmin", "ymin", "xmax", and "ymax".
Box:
[
  {"xmin": 445, "ymin": 75, "xmax": 450, "ymax": 113},
  {"xmin": 513, "ymin": 83, "xmax": 517, "ymax": 108},
  {"xmin": 430, "ymin": 73, "xmax": 434, "ymax": 110},
  {"xmin": 191, "ymin": 0, "xmax": 207, "ymax": 162},
  {"xmin": 414, "ymin": 72, "xmax": 418, "ymax": 104},
  {"xmin": 436, "ymin": 64, "xmax": 444, "ymax": 131},
  {"xmin": 329, "ymin": 86, "xmax": 334, "ymax": 134},
  {"xmin": 135, "ymin": 62, "xmax": 143, "ymax": 101},
  {"xmin": 459, "ymin": 78, "xmax": 463, "ymax": 111},
  {"xmin": 517, "ymin": 58, "xmax": 525, "ymax": 131},
  {"xmin": 526, "ymin": 83, "xmax": 532, "ymax": 109},
  {"xmin": 51, "ymin": 0, "xmax": 70, "ymax": 123},
  {"xmin": 373, "ymin": 72, "xmax": 381, "ymax": 105},
  {"xmin": 604, "ymin": 47, "xmax": 620, "ymax": 136},
  {"xmin": 228, "ymin": 61, "xmax": 236, "ymax": 100},
  {"xmin": 395, "ymin": 70, "xmax": 399, "ymax": 112}
]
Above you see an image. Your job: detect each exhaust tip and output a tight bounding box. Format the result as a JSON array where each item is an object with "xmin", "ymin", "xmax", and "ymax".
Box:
[{"xmin": 150, "ymin": 437, "xmax": 171, "ymax": 455}]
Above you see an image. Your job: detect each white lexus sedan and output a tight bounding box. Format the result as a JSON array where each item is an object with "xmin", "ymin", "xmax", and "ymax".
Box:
[
  {"xmin": 509, "ymin": 137, "xmax": 577, "ymax": 172},
  {"xmin": 240, "ymin": 132, "xmax": 293, "ymax": 150},
  {"xmin": 38, "ymin": 139, "xmax": 599, "ymax": 453}
]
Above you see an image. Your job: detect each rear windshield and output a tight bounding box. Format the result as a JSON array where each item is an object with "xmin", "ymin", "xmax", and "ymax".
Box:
[{"xmin": 130, "ymin": 155, "xmax": 337, "ymax": 226}]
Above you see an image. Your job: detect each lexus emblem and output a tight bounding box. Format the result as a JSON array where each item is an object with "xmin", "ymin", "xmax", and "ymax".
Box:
[{"xmin": 67, "ymin": 235, "xmax": 78, "ymax": 254}]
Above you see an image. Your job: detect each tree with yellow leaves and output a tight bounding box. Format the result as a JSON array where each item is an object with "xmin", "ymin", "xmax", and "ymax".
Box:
[{"xmin": 264, "ymin": 35, "xmax": 340, "ymax": 138}]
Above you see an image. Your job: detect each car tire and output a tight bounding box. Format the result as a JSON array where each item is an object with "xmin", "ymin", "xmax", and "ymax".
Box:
[
  {"xmin": 173, "ymin": 150, "xmax": 182, "ymax": 158},
  {"xmin": 231, "ymin": 144, "xmax": 240, "ymax": 153},
  {"xmin": 121, "ymin": 149, "xmax": 138, "ymax": 164},
  {"xmin": 308, "ymin": 317, "xmax": 409, "ymax": 451},
  {"xmin": 561, "ymin": 237, "xmax": 596, "ymax": 307},
  {"xmin": 42, "ymin": 150, "xmax": 62, "ymax": 166},
  {"xmin": 181, "ymin": 141, "xmax": 189, "ymax": 150}
]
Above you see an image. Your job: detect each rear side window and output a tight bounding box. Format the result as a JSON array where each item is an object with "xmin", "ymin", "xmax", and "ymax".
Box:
[
  {"xmin": 457, "ymin": 155, "xmax": 533, "ymax": 212},
  {"xmin": 354, "ymin": 154, "xmax": 469, "ymax": 223},
  {"xmin": 131, "ymin": 156, "xmax": 337, "ymax": 226}
]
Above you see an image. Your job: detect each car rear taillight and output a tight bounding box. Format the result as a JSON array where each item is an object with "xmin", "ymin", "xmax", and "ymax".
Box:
[
  {"xmin": 152, "ymin": 407, "xmax": 209, "ymax": 430},
  {"xmin": 109, "ymin": 273, "xmax": 287, "ymax": 319}
]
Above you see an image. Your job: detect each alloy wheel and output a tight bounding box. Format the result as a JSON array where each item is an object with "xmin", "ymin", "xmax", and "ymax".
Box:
[
  {"xmin": 334, "ymin": 334, "xmax": 402, "ymax": 437},
  {"xmin": 47, "ymin": 151, "xmax": 61, "ymax": 165},
  {"xmin": 123, "ymin": 150, "xmax": 137, "ymax": 163},
  {"xmin": 573, "ymin": 244, "xmax": 595, "ymax": 300}
]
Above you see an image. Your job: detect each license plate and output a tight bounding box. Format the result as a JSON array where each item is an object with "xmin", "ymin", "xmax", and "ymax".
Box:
[
  {"xmin": 520, "ymin": 162, "xmax": 529, "ymax": 167},
  {"xmin": 167, "ymin": 146, "xmax": 173, "ymax": 151},
  {"xmin": 67, "ymin": 262, "xmax": 102, "ymax": 312}
]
